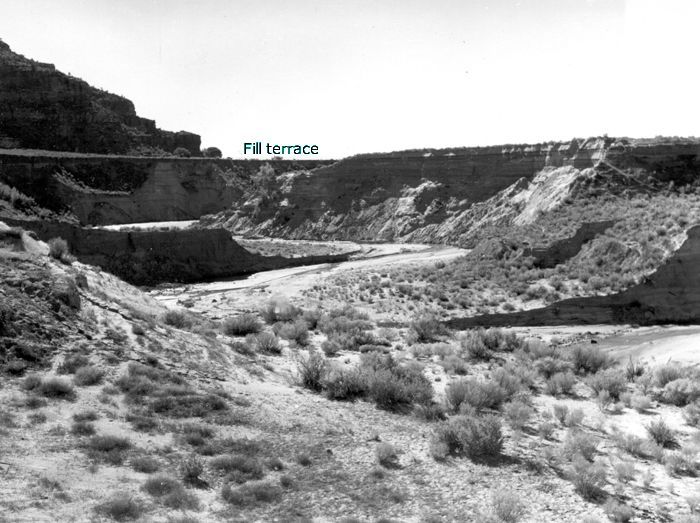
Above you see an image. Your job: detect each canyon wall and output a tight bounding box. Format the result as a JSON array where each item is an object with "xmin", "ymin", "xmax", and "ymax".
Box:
[
  {"xmin": 448, "ymin": 225, "xmax": 700, "ymax": 328},
  {"xmin": 213, "ymin": 138, "xmax": 700, "ymax": 243},
  {"xmin": 0, "ymin": 151, "xmax": 331, "ymax": 225},
  {"xmin": 0, "ymin": 39, "xmax": 200, "ymax": 155}
]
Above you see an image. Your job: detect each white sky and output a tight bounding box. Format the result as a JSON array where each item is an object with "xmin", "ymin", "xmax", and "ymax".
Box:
[{"xmin": 1, "ymin": 0, "xmax": 699, "ymax": 158}]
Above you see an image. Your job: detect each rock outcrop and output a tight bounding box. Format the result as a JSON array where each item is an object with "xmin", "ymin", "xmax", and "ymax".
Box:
[
  {"xmin": 0, "ymin": 39, "xmax": 200, "ymax": 155},
  {"xmin": 448, "ymin": 225, "xmax": 700, "ymax": 327}
]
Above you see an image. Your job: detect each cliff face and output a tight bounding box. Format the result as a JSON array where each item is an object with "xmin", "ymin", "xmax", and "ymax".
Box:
[
  {"xmin": 0, "ymin": 151, "xmax": 331, "ymax": 225},
  {"xmin": 214, "ymin": 138, "xmax": 700, "ymax": 243},
  {"xmin": 448, "ymin": 225, "xmax": 700, "ymax": 328},
  {"xmin": 0, "ymin": 39, "xmax": 200, "ymax": 155}
]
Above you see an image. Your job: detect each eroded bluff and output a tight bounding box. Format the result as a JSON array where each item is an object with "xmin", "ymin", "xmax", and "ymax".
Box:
[{"xmin": 209, "ymin": 137, "xmax": 700, "ymax": 244}]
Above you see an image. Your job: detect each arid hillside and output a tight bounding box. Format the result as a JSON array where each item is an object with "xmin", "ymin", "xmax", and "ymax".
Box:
[{"xmin": 0, "ymin": 39, "xmax": 200, "ymax": 156}]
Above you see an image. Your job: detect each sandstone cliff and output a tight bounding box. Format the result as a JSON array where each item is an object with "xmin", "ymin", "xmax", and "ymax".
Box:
[
  {"xmin": 448, "ymin": 225, "xmax": 700, "ymax": 328},
  {"xmin": 0, "ymin": 39, "xmax": 199, "ymax": 155}
]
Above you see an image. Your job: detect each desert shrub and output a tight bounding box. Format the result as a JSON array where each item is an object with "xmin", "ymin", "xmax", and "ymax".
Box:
[
  {"xmin": 223, "ymin": 314, "xmax": 262, "ymax": 336},
  {"xmin": 446, "ymin": 378, "xmax": 506, "ymax": 413},
  {"xmin": 441, "ymin": 354, "xmax": 470, "ymax": 375},
  {"xmin": 408, "ymin": 314, "xmax": 444, "ymax": 343},
  {"xmin": 71, "ymin": 420, "xmax": 96, "ymax": 436},
  {"xmin": 563, "ymin": 430, "xmax": 599, "ymax": 461},
  {"xmin": 38, "ymin": 377, "xmax": 75, "ymax": 400},
  {"xmin": 569, "ymin": 345, "xmax": 612, "ymax": 375},
  {"xmin": 173, "ymin": 147, "xmax": 191, "ymax": 157},
  {"xmin": 612, "ymin": 431, "xmax": 646, "ymax": 458},
  {"xmin": 431, "ymin": 413, "xmax": 503, "ymax": 461},
  {"xmin": 221, "ymin": 481, "xmax": 282, "ymax": 506},
  {"xmin": 502, "ymin": 400, "xmax": 533, "ymax": 431},
  {"xmin": 552, "ymin": 403, "xmax": 569, "ymax": 425},
  {"xmin": 181, "ymin": 422, "xmax": 215, "ymax": 446},
  {"xmin": 364, "ymin": 360, "xmax": 433, "ymax": 411},
  {"xmin": 376, "ymin": 442, "xmax": 400, "ymax": 468},
  {"xmin": 131, "ymin": 456, "xmax": 160, "ymax": 473},
  {"xmin": 625, "ymin": 357, "xmax": 646, "ymax": 381},
  {"xmin": 630, "ymin": 393, "xmax": 652, "ymax": 412},
  {"xmin": 545, "ymin": 371, "xmax": 577, "ymax": 396},
  {"xmin": 296, "ymin": 453, "xmax": 312, "ymax": 466},
  {"xmin": 321, "ymin": 337, "xmax": 342, "ymax": 357},
  {"xmin": 261, "ymin": 297, "xmax": 300, "ymax": 324},
  {"xmin": 22, "ymin": 373, "xmax": 42, "ymax": 391},
  {"xmin": 94, "ymin": 493, "xmax": 143, "ymax": 521},
  {"xmin": 48, "ymin": 237, "xmax": 71, "ymax": 262},
  {"xmin": 664, "ymin": 449, "xmax": 697, "ymax": 476},
  {"xmin": 86, "ymin": 434, "xmax": 132, "ymax": 465},
  {"xmin": 490, "ymin": 489, "xmax": 526, "ymax": 523},
  {"xmin": 604, "ymin": 499, "xmax": 635, "ymax": 522},
  {"xmin": 142, "ymin": 475, "xmax": 183, "ymax": 497},
  {"xmin": 491, "ymin": 366, "xmax": 526, "ymax": 398},
  {"xmin": 322, "ymin": 368, "xmax": 367, "ymax": 401},
  {"xmin": 161, "ymin": 309, "xmax": 194, "ymax": 329},
  {"xmin": 57, "ymin": 354, "xmax": 90, "ymax": 374},
  {"xmin": 535, "ymin": 356, "xmax": 572, "ymax": 379},
  {"xmin": 564, "ymin": 408, "xmax": 585, "ymax": 427},
  {"xmin": 73, "ymin": 365, "xmax": 104, "ymax": 386},
  {"xmin": 210, "ymin": 455, "xmax": 265, "ymax": 483},
  {"xmin": 538, "ymin": 420, "xmax": 556, "ymax": 439},
  {"xmin": 661, "ymin": 378, "xmax": 700, "ymax": 406},
  {"xmin": 297, "ymin": 352, "xmax": 328, "ymax": 392},
  {"xmin": 611, "ymin": 459, "xmax": 636, "ymax": 485},
  {"xmin": 414, "ymin": 402, "xmax": 447, "ymax": 422},
  {"xmin": 567, "ymin": 456, "xmax": 606, "ymax": 500},
  {"xmin": 459, "ymin": 330, "xmax": 491, "ymax": 360},
  {"xmin": 248, "ymin": 332, "xmax": 281, "ymax": 354},
  {"xmin": 655, "ymin": 363, "xmax": 687, "ymax": 387},
  {"xmin": 276, "ymin": 319, "xmax": 310, "ymax": 346},
  {"xmin": 684, "ymin": 401, "xmax": 700, "ymax": 427},
  {"xmin": 302, "ymin": 308, "xmax": 323, "ymax": 330},
  {"xmin": 181, "ymin": 455, "xmax": 205, "ymax": 485},
  {"xmin": 646, "ymin": 419, "xmax": 677, "ymax": 447},
  {"xmin": 587, "ymin": 368, "xmax": 627, "ymax": 400}
]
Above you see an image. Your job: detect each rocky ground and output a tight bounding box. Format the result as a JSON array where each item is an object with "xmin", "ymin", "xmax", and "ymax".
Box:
[{"xmin": 3, "ymin": 224, "xmax": 700, "ymax": 523}]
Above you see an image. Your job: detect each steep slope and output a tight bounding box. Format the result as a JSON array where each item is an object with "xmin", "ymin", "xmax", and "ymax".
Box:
[{"xmin": 0, "ymin": 39, "xmax": 199, "ymax": 155}]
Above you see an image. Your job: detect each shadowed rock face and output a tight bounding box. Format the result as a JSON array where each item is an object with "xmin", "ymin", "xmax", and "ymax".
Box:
[
  {"xmin": 0, "ymin": 152, "xmax": 332, "ymax": 225},
  {"xmin": 0, "ymin": 39, "xmax": 199, "ymax": 155},
  {"xmin": 448, "ymin": 225, "xmax": 700, "ymax": 328},
  {"xmin": 526, "ymin": 220, "xmax": 618, "ymax": 269},
  {"xmin": 4, "ymin": 220, "xmax": 352, "ymax": 286}
]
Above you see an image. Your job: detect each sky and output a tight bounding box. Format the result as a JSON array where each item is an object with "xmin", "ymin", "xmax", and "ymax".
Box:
[{"xmin": 1, "ymin": 0, "xmax": 699, "ymax": 158}]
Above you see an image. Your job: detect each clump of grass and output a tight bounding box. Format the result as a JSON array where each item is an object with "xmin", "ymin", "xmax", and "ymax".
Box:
[
  {"xmin": 297, "ymin": 352, "xmax": 328, "ymax": 392},
  {"xmin": 142, "ymin": 475, "xmax": 182, "ymax": 497},
  {"xmin": 73, "ymin": 365, "xmax": 105, "ymax": 386},
  {"xmin": 223, "ymin": 314, "xmax": 262, "ymax": 336},
  {"xmin": 296, "ymin": 453, "xmax": 312, "ymax": 466},
  {"xmin": 73, "ymin": 410, "xmax": 99, "ymax": 422},
  {"xmin": 131, "ymin": 455, "xmax": 160, "ymax": 473},
  {"xmin": 646, "ymin": 419, "xmax": 677, "ymax": 448},
  {"xmin": 86, "ymin": 434, "xmax": 132, "ymax": 465},
  {"xmin": 567, "ymin": 456, "xmax": 606, "ymax": 500},
  {"xmin": 181, "ymin": 455, "xmax": 205, "ymax": 486},
  {"xmin": 37, "ymin": 377, "xmax": 76, "ymax": 400},
  {"xmin": 261, "ymin": 297, "xmax": 301, "ymax": 324},
  {"xmin": 489, "ymin": 489, "xmax": 526, "ymax": 523},
  {"xmin": 161, "ymin": 309, "xmax": 194, "ymax": 329},
  {"xmin": 71, "ymin": 421, "xmax": 96, "ymax": 436},
  {"xmin": 94, "ymin": 493, "xmax": 144, "ymax": 521},
  {"xmin": 587, "ymin": 368, "xmax": 627, "ymax": 400}
]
